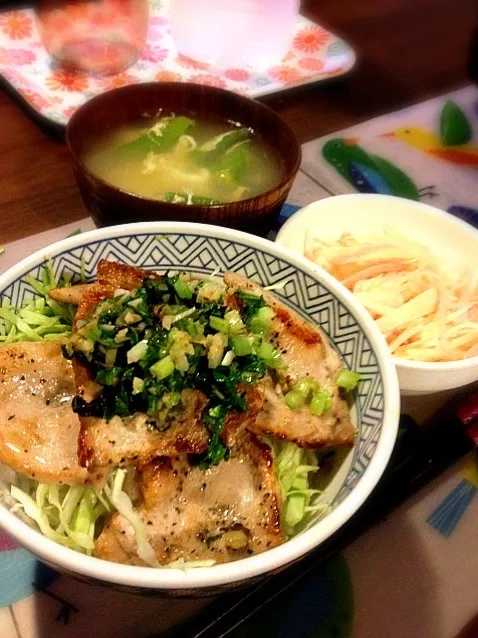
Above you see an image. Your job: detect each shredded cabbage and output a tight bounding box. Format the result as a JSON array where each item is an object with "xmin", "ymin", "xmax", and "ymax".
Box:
[
  {"xmin": 9, "ymin": 478, "xmax": 109, "ymax": 554},
  {"xmin": 267, "ymin": 439, "xmax": 326, "ymax": 538},
  {"xmin": 103, "ymin": 469, "xmax": 159, "ymax": 567},
  {"xmin": 0, "ymin": 261, "xmax": 113, "ymax": 555},
  {"xmin": 0, "ymin": 261, "xmax": 77, "ymax": 344}
]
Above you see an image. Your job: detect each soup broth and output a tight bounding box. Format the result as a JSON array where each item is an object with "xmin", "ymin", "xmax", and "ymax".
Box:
[{"xmin": 83, "ymin": 115, "xmax": 284, "ymax": 204}]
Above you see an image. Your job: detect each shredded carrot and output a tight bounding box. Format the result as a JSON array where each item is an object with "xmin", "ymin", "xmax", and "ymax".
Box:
[{"xmin": 304, "ymin": 227, "xmax": 478, "ymax": 362}]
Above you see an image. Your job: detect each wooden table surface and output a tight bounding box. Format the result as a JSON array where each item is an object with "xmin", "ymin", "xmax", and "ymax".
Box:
[{"xmin": 0, "ymin": 0, "xmax": 476, "ymax": 244}]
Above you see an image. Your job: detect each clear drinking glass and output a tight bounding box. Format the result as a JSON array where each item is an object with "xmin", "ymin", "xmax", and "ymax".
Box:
[
  {"xmin": 35, "ymin": 0, "xmax": 149, "ymax": 75},
  {"xmin": 170, "ymin": 0, "xmax": 300, "ymax": 69}
]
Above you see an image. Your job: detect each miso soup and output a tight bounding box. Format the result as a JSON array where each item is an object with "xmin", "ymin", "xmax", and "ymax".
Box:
[{"xmin": 83, "ymin": 115, "xmax": 284, "ymax": 205}]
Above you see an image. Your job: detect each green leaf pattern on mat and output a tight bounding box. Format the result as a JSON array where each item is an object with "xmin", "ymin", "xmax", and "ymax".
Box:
[
  {"xmin": 368, "ymin": 154, "xmax": 420, "ymax": 200},
  {"xmin": 322, "ymin": 139, "xmax": 420, "ymax": 200},
  {"xmin": 440, "ymin": 100, "xmax": 472, "ymax": 146}
]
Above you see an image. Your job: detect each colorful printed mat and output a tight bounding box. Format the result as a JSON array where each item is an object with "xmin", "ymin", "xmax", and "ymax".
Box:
[
  {"xmin": 0, "ymin": 87, "xmax": 477, "ymax": 638},
  {"xmin": 0, "ymin": 0, "xmax": 355, "ymax": 126},
  {"xmin": 300, "ymin": 85, "xmax": 478, "ymax": 228}
]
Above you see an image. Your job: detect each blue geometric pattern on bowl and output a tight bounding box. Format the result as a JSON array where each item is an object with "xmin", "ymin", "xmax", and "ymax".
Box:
[{"xmin": 0, "ymin": 232, "xmax": 384, "ymax": 507}]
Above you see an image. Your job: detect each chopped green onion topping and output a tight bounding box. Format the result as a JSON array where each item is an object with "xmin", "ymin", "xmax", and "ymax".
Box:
[
  {"xmin": 209, "ymin": 316, "xmax": 229, "ymax": 334},
  {"xmin": 173, "ymin": 278, "xmax": 193, "ymax": 300},
  {"xmin": 230, "ymin": 335, "xmax": 253, "ymax": 356},
  {"xmin": 200, "ymin": 405, "xmax": 228, "ymax": 468},
  {"xmin": 336, "ymin": 370, "xmax": 361, "ymax": 391},
  {"xmin": 310, "ymin": 389, "xmax": 333, "ymax": 416},
  {"xmin": 255, "ymin": 340, "xmax": 284, "ymax": 369},
  {"xmin": 285, "ymin": 389, "xmax": 306, "ymax": 410},
  {"xmin": 150, "ymin": 355, "xmax": 175, "ymax": 380},
  {"xmin": 132, "ymin": 377, "xmax": 144, "ymax": 394},
  {"xmin": 126, "ymin": 340, "xmax": 149, "ymax": 364},
  {"xmin": 61, "ymin": 272, "xmax": 290, "ymax": 468},
  {"xmin": 235, "ymin": 290, "xmax": 267, "ymax": 321},
  {"xmin": 249, "ymin": 306, "xmax": 275, "ymax": 335},
  {"xmin": 104, "ymin": 348, "xmax": 117, "ymax": 369},
  {"xmin": 285, "ymin": 377, "xmax": 332, "ymax": 417},
  {"xmin": 294, "ymin": 377, "xmax": 319, "ymax": 400},
  {"xmin": 223, "ymin": 310, "xmax": 245, "ymax": 335}
]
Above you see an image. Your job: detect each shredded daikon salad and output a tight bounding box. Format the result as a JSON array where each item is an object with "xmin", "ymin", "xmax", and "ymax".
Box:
[{"xmin": 304, "ymin": 227, "xmax": 478, "ymax": 362}]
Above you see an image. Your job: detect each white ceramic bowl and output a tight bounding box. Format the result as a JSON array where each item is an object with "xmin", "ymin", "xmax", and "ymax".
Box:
[
  {"xmin": 0, "ymin": 222, "xmax": 399, "ymax": 594},
  {"xmin": 276, "ymin": 194, "xmax": 478, "ymax": 396}
]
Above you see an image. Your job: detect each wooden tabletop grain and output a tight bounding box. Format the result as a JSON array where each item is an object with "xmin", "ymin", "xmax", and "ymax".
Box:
[{"xmin": 0, "ymin": 0, "xmax": 476, "ymax": 244}]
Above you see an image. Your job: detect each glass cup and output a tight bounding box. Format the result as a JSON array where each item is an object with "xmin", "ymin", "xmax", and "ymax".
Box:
[
  {"xmin": 170, "ymin": 0, "xmax": 300, "ymax": 69},
  {"xmin": 35, "ymin": 0, "xmax": 149, "ymax": 76}
]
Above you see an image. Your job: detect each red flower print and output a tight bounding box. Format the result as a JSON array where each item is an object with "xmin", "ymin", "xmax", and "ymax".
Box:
[
  {"xmin": 96, "ymin": 72, "xmax": 137, "ymax": 91},
  {"xmin": 18, "ymin": 89, "xmax": 52, "ymax": 110},
  {"xmin": 147, "ymin": 29, "xmax": 163, "ymax": 41},
  {"xmin": 62, "ymin": 105, "xmax": 79, "ymax": 118},
  {"xmin": 281, "ymin": 50, "xmax": 295, "ymax": 63},
  {"xmin": 155, "ymin": 70, "xmax": 182, "ymax": 82},
  {"xmin": 268, "ymin": 65, "xmax": 301, "ymax": 83},
  {"xmin": 293, "ymin": 26, "xmax": 330, "ymax": 54},
  {"xmin": 5, "ymin": 48, "xmax": 36, "ymax": 65},
  {"xmin": 141, "ymin": 44, "xmax": 168, "ymax": 63},
  {"xmin": 224, "ymin": 68, "xmax": 250, "ymax": 82},
  {"xmin": 188, "ymin": 74, "xmax": 226, "ymax": 89},
  {"xmin": 0, "ymin": 68, "xmax": 21, "ymax": 84},
  {"xmin": 176, "ymin": 54, "xmax": 209, "ymax": 70},
  {"xmin": 45, "ymin": 70, "xmax": 89, "ymax": 92},
  {"xmin": 0, "ymin": 11, "xmax": 32, "ymax": 40},
  {"xmin": 150, "ymin": 16, "xmax": 168, "ymax": 27},
  {"xmin": 298, "ymin": 57, "xmax": 324, "ymax": 72}
]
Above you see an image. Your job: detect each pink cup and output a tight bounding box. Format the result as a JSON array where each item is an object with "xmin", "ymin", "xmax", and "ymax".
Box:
[{"xmin": 35, "ymin": 0, "xmax": 149, "ymax": 75}]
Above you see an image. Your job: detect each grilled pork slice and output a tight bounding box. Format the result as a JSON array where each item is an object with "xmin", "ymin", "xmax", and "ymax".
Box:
[
  {"xmin": 94, "ymin": 432, "xmax": 283, "ymax": 565},
  {"xmin": 224, "ymin": 272, "xmax": 356, "ymax": 447},
  {"xmin": 96, "ymin": 260, "xmax": 162, "ymax": 290},
  {"xmin": 220, "ymin": 386, "xmax": 265, "ymax": 447},
  {"xmin": 48, "ymin": 284, "xmax": 94, "ymax": 306},
  {"xmin": 0, "ymin": 342, "xmax": 87, "ymax": 484},
  {"xmin": 49, "ymin": 260, "xmax": 162, "ymax": 320},
  {"xmin": 58, "ymin": 261, "xmax": 205, "ymax": 469},
  {"xmin": 78, "ymin": 388, "xmax": 209, "ymax": 469},
  {"xmin": 254, "ymin": 378, "xmax": 354, "ymax": 447}
]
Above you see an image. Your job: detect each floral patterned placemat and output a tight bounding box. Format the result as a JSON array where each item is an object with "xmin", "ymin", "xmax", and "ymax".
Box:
[{"xmin": 0, "ymin": 0, "xmax": 356, "ymax": 126}]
